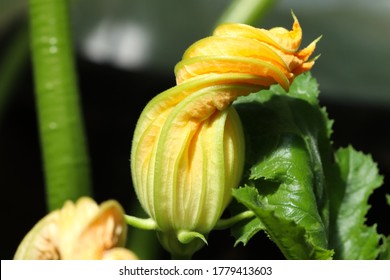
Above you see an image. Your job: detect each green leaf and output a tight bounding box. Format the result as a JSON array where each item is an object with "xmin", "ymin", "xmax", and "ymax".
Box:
[
  {"xmin": 233, "ymin": 187, "xmax": 333, "ymax": 259},
  {"xmin": 328, "ymin": 146, "xmax": 384, "ymax": 259},
  {"xmin": 379, "ymin": 236, "xmax": 390, "ymax": 260},
  {"xmin": 228, "ymin": 197, "xmax": 265, "ymax": 246},
  {"xmin": 232, "ymin": 73, "xmax": 334, "ymax": 259},
  {"xmin": 231, "ymin": 216, "xmax": 265, "ymax": 246}
]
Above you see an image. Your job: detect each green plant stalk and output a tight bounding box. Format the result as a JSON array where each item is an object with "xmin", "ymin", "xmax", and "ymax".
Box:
[
  {"xmin": 125, "ymin": 204, "xmax": 162, "ymax": 260},
  {"xmin": 214, "ymin": 210, "xmax": 255, "ymax": 230},
  {"xmin": 29, "ymin": 0, "xmax": 92, "ymax": 211},
  {"xmin": 216, "ymin": 0, "xmax": 276, "ymax": 26}
]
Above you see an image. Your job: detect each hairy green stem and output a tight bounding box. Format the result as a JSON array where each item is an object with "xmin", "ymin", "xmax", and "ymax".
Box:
[
  {"xmin": 214, "ymin": 210, "xmax": 255, "ymax": 230},
  {"xmin": 28, "ymin": 0, "xmax": 92, "ymax": 211},
  {"xmin": 125, "ymin": 204, "xmax": 163, "ymax": 260},
  {"xmin": 125, "ymin": 215, "xmax": 157, "ymax": 230},
  {"xmin": 216, "ymin": 0, "xmax": 276, "ymax": 26}
]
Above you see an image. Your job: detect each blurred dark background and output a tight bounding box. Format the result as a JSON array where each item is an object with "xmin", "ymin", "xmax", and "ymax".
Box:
[{"xmin": 1, "ymin": 0, "xmax": 389, "ymax": 259}]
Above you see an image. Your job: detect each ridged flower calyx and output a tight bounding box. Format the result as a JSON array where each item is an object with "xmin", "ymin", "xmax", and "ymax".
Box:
[{"xmin": 130, "ymin": 14, "xmax": 318, "ymax": 257}]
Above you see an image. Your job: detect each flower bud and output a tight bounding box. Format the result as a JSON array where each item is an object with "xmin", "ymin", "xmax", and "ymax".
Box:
[
  {"xmin": 130, "ymin": 14, "xmax": 318, "ymax": 257},
  {"xmin": 14, "ymin": 197, "xmax": 137, "ymax": 260}
]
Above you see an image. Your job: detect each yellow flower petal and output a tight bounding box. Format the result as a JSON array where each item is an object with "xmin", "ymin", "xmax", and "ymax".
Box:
[
  {"xmin": 14, "ymin": 211, "xmax": 60, "ymax": 260},
  {"xmin": 102, "ymin": 248, "xmax": 138, "ymax": 260},
  {"xmin": 14, "ymin": 197, "xmax": 137, "ymax": 260},
  {"xmin": 176, "ymin": 14, "xmax": 318, "ymax": 89}
]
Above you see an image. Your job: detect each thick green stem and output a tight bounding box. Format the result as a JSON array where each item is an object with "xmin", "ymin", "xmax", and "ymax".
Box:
[
  {"xmin": 216, "ymin": 0, "xmax": 276, "ymax": 26},
  {"xmin": 28, "ymin": 0, "xmax": 92, "ymax": 211}
]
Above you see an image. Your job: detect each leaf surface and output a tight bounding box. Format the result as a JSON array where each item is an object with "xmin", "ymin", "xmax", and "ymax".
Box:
[
  {"xmin": 328, "ymin": 146, "xmax": 384, "ymax": 259},
  {"xmin": 232, "ymin": 73, "xmax": 334, "ymax": 259}
]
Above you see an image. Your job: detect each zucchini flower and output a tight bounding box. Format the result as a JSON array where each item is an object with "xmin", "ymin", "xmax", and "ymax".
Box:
[
  {"xmin": 130, "ymin": 14, "xmax": 318, "ymax": 258},
  {"xmin": 14, "ymin": 197, "xmax": 138, "ymax": 260}
]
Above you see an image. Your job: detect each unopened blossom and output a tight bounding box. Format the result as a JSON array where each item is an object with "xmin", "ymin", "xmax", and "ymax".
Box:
[
  {"xmin": 130, "ymin": 14, "xmax": 318, "ymax": 257},
  {"xmin": 14, "ymin": 197, "xmax": 137, "ymax": 260}
]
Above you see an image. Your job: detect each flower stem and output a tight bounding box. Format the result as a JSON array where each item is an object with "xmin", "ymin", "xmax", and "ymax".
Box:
[
  {"xmin": 216, "ymin": 0, "xmax": 276, "ymax": 26},
  {"xmin": 214, "ymin": 210, "xmax": 255, "ymax": 230},
  {"xmin": 28, "ymin": 0, "xmax": 92, "ymax": 210},
  {"xmin": 125, "ymin": 215, "xmax": 157, "ymax": 230}
]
